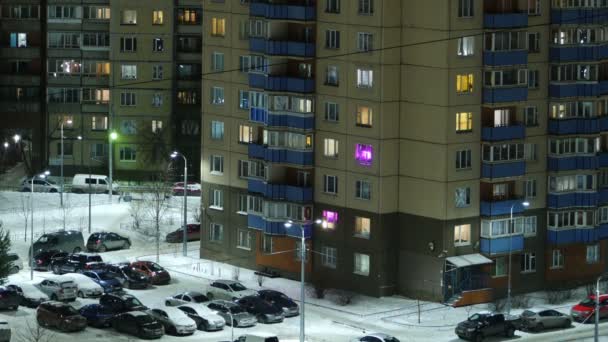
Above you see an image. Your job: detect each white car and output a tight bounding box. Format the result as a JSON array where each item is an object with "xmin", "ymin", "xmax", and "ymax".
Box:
[
  {"xmin": 36, "ymin": 275, "xmax": 77, "ymax": 301},
  {"xmin": 8, "ymin": 253, "xmax": 23, "ymax": 274},
  {"xmin": 148, "ymin": 305, "xmax": 197, "ymax": 336},
  {"xmin": 20, "ymin": 177, "xmax": 59, "ymax": 192},
  {"xmin": 64, "ymin": 273, "xmax": 104, "ymax": 298},
  {"xmin": 206, "ymin": 280, "xmax": 258, "ymax": 301},
  {"xmin": 165, "ymin": 291, "xmax": 209, "ymax": 306},
  {"xmin": 350, "ymin": 333, "xmax": 401, "ymax": 342},
  {"xmin": 177, "ymin": 303, "xmax": 225, "ymax": 331}
]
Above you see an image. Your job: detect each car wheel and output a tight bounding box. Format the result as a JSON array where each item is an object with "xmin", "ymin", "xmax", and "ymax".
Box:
[
  {"xmin": 49, "ymin": 188, "xmax": 57, "ymax": 193},
  {"xmin": 165, "ymin": 300, "xmax": 171, "ymax": 306},
  {"xmin": 98, "ymin": 245, "xmax": 107, "ymax": 253},
  {"xmin": 564, "ymin": 319, "xmax": 572, "ymax": 328},
  {"xmin": 124, "ymin": 242, "xmax": 131, "ymax": 249},
  {"xmin": 206, "ymin": 292, "xmax": 214, "ymax": 300},
  {"xmin": 21, "ymin": 188, "xmax": 29, "ymax": 192},
  {"xmin": 535, "ymin": 323, "xmax": 544, "ymax": 332},
  {"xmin": 124, "ymin": 281, "xmax": 130, "ymax": 289},
  {"xmin": 9, "ymin": 266, "xmax": 19, "ymax": 274},
  {"xmin": 50, "ymin": 294, "xmax": 58, "ymax": 301},
  {"xmin": 52, "ymin": 265, "xmax": 60, "ymax": 274},
  {"xmin": 474, "ymin": 333, "xmax": 484, "ymax": 342},
  {"xmin": 73, "ymin": 247, "xmax": 81, "ymax": 253},
  {"xmin": 10, "ymin": 306, "xmax": 17, "ymax": 311},
  {"xmin": 77, "ymin": 291, "xmax": 85, "ymax": 298},
  {"xmin": 232, "ymin": 319, "xmax": 238, "ymax": 327},
  {"xmin": 257, "ymin": 315, "xmax": 265, "ymax": 323},
  {"xmin": 505, "ymin": 327, "xmax": 515, "ymax": 337},
  {"xmin": 201, "ymin": 321, "xmax": 209, "ymax": 331},
  {"xmin": 46, "ymin": 264, "xmax": 52, "ymax": 272}
]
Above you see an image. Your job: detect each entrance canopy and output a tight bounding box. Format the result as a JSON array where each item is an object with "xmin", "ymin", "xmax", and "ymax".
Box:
[{"xmin": 446, "ymin": 253, "xmax": 492, "ymax": 268}]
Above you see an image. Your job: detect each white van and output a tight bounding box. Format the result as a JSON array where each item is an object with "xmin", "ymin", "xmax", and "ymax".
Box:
[{"xmin": 71, "ymin": 174, "xmax": 119, "ymax": 194}]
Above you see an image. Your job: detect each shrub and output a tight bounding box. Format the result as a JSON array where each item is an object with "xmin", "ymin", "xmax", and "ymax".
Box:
[
  {"xmin": 547, "ymin": 289, "xmax": 575, "ymax": 305},
  {"xmin": 328, "ymin": 289, "xmax": 355, "ymax": 306}
]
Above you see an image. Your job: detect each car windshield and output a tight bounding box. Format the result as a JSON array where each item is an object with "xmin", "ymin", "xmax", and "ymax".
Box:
[
  {"xmin": 580, "ymin": 298, "xmax": 596, "ymax": 307},
  {"xmin": 229, "ymin": 283, "xmax": 247, "ymax": 292},
  {"xmin": 135, "ymin": 315, "xmax": 154, "ymax": 324},
  {"xmin": 229, "ymin": 306, "xmax": 245, "ymax": 314},
  {"xmin": 521, "ymin": 310, "xmax": 536, "ymax": 317},
  {"xmin": 124, "ymin": 268, "xmax": 144, "ymax": 277},
  {"xmin": 468, "ymin": 314, "xmax": 484, "ymax": 321},
  {"xmin": 58, "ymin": 306, "xmax": 79, "ymax": 316},
  {"xmin": 126, "ymin": 297, "xmax": 144, "ymax": 307},
  {"xmin": 37, "ymin": 236, "xmax": 49, "ymax": 243},
  {"xmin": 98, "ymin": 273, "xmax": 114, "ymax": 280},
  {"xmin": 192, "ymin": 295, "xmax": 207, "ymax": 302},
  {"xmin": 147, "ymin": 263, "xmax": 163, "ymax": 272}
]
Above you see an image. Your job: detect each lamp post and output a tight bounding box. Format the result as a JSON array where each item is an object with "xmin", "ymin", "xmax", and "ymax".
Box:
[
  {"xmin": 284, "ymin": 220, "xmax": 305, "ymax": 342},
  {"xmin": 506, "ymin": 200, "xmax": 530, "ymax": 315},
  {"xmin": 31, "ymin": 170, "xmax": 50, "ymax": 280},
  {"xmin": 228, "ymin": 309, "xmax": 234, "ymax": 341},
  {"xmin": 108, "ymin": 131, "xmax": 118, "ymax": 202},
  {"xmin": 60, "ymin": 119, "xmax": 73, "ymax": 207},
  {"xmin": 170, "ymin": 151, "xmax": 188, "ymax": 256},
  {"xmin": 595, "ymin": 274, "xmax": 608, "ymax": 342}
]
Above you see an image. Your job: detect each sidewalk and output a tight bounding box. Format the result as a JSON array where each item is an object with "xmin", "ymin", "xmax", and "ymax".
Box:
[{"xmin": 0, "ymin": 162, "xmax": 25, "ymax": 186}]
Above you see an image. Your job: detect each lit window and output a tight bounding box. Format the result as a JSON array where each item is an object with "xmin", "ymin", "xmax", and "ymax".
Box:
[
  {"xmin": 355, "ymin": 144, "xmax": 373, "ymax": 165},
  {"xmin": 152, "ymin": 10, "xmax": 163, "ymax": 25},
  {"xmin": 324, "ymin": 138, "xmax": 339, "ymax": 158},
  {"xmin": 322, "ymin": 210, "xmax": 338, "ymax": 229},
  {"xmin": 152, "ymin": 38, "xmax": 164, "ymax": 52},
  {"xmin": 209, "ymin": 223, "xmax": 223, "ymax": 241},
  {"xmin": 457, "ymin": 36, "xmax": 474, "ymax": 56},
  {"xmin": 151, "ymin": 93, "xmax": 162, "ymax": 107},
  {"xmin": 354, "ymin": 216, "xmax": 370, "ymax": 238},
  {"xmin": 456, "ymin": 112, "xmax": 472, "ymax": 132},
  {"xmin": 238, "ymin": 125, "xmax": 253, "ymax": 143},
  {"xmin": 455, "ymin": 187, "xmax": 471, "ymax": 208},
  {"xmin": 211, "ymin": 17, "xmax": 226, "ymax": 36},
  {"xmin": 151, "ymin": 120, "xmax": 162, "ymax": 133},
  {"xmin": 354, "ymin": 253, "xmax": 370, "ymax": 276},
  {"xmin": 454, "ymin": 224, "xmax": 471, "ymax": 246},
  {"xmin": 355, "ymin": 180, "xmax": 371, "ymax": 200},
  {"xmin": 239, "ymin": 90, "xmax": 249, "ymax": 109},
  {"xmin": 356, "ymin": 68, "xmax": 373, "ymax": 88},
  {"xmin": 456, "ymin": 74, "xmax": 474, "ymax": 93},
  {"xmin": 326, "ymin": 65, "xmax": 339, "ymax": 86},
  {"xmin": 211, "ymin": 120, "xmax": 224, "ymax": 140},
  {"xmin": 119, "ymin": 146, "xmax": 136, "ymax": 161},
  {"xmin": 121, "ymin": 9, "xmax": 137, "ymax": 24},
  {"xmin": 9, "ymin": 33, "xmax": 27, "ymax": 47},
  {"xmin": 356, "ymin": 106, "xmax": 372, "ymax": 127},
  {"xmin": 120, "ymin": 64, "xmax": 137, "ymax": 80},
  {"xmin": 212, "ymin": 87, "xmax": 224, "ymax": 105},
  {"xmin": 91, "ymin": 116, "xmax": 108, "ymax": 131},
  {"xmin": 587, "ymin": 244, "xmax": 599, "ymax": 264}
]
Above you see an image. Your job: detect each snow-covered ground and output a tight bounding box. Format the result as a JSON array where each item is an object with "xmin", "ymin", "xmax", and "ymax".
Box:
[{"xmin": 1, "ymin": 190, "xmax": 608, "ymax": 341}]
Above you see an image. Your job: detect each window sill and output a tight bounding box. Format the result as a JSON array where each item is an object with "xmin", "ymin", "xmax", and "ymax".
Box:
[
  {"xmin": 520, "ymin": 270, "xmax": 536, "ymax": 274},
  {"xmin": 455, "ymin": 167, "xmax": 472, "ymax": 171},
  {"xmin": 210, "ymin": 171, "xmax": 223, "ymax": 176},
  {"xmin": 491, "ymin": 274, "xmax": 507, "ymax": 279},
  {"xmin": 324, "ymin": 155, "xmax": 339, "ymax": 159},
  {"xmin": 208, "ymin": 206, "xmax": 224, "ymax": 211},
  {"xmin": 549, "ymin": 266, "xmax": 564, "ymax": 270},
  {"xmin": 353, "ymin": 271, "xmax": 369, "ymax": 277},
  {"xmin": 236, "ymin": 246, "xmax": 251, "ymax": 251},
  {"xmin": 323, "ymin": 192, "xmax": 338, "ymax": 196},
  {"xmin": 454, "ymin": 243, "xmax": 470, "ymax": 247},
  {"xmin": 323, "ymin": 264, "xmax": 337, "ymax": 269},
  {"xmin": 355, "ymin": 124, "xmax": 372, "ymax": 128},
  {"xmin": 355, "ymin": 197, "xmax": 371, "ymax": 201},
  {"xmin": 456, "ymin": 130, "xmax": 473, "ymax": 134},
  {"xmin": 324, "ymin": 82, "xmax": 339, "ymax": 87},
  {"xmin": 236, "ymin": 211, "xmax": 248, "ymax": 216},
  {"xmin": 354, "ymin": 234, "xmax": 370, "ymax": 240}
]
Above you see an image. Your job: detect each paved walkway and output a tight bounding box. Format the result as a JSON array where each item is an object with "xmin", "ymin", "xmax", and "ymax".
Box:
[{"xmin": 0, "ymin": 162, "xmax": 25, "ymax": 188}]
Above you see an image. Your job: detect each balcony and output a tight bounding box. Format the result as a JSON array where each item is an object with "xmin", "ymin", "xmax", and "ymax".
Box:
[
  {"xmin": 550, "ymin": 45, "xmax": 608, "ymax": 62},
  {"xmin": 547, "ymin": 118, "xmax": 600, "ymax": 135},
  {"xmin": 250, "ymin": 2, "xmax": 316, "ymax": 21},
  {"xmin": 248, "ymin": 178, "xmax": 313, "ymax": 202},
  {"xmin": 547, "ymin": 228, "xmax": 600, "ymax": 245},
  {"xmin": 248, "ymin": 143, "xmax": 314, "ymax": 166},
  {"xmin": 249, "ymin": 37, "xmax": 315, "ymax": 57},
  {"xmin": 481, "ymin": 124, "xmax": 525, "ymax": 141},
  {"xmin": 248, "ymin": 214, "xmax": 312, "ymax": 238},
  {"xmin": 267, "ymin": 113, "xmax": 314, "ymax": 130},
  {"xmin": 547, "ymin": 192, "xmax": 598, "ymax": 208},
  {"xmin": 599, "ymin": 188, "xmax": 608, "ymax": 204},
  {"xmin": 483, "ymin": 50, "xmax": 528, "ymax": 66},
  {"xmin": 547, "ymin": 156, "xmax": 598, "ymax": 171},
  {"xmin": 551, "ymin": 8, "xmax": 608, "ymax": 24},
  {"xmin": 483, "ymin": 12, "xmax": 528, "ymax": 28},
  {"xmin": 483, "ymin": 87, "xmax": 528, "ymax": 103},
  {"xmin": 481, "ymin": 161, "xmax": 526, "ymax": 179},
  {"xmin": 249, "ymin": 73, "xmax": 315, "ymax": 93},
  {"xmin": 480, "ymin": 198, "xmax": 526, "ymax": 216},
  {"xmin": 480, "ymin": 235, "xmax": 524, "ymax": 255},
  {"xmin": 549, "ymin": 83, "xmax": 601, "ymax": 98}
]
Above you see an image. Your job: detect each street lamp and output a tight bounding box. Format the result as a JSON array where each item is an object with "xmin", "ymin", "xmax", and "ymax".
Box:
[
  {"xmin": 12, "ymin": 134, "xmax": 20, "ymax": 143},
  {"xmin": 170, "ymin": 151, "xmax": 188, "ymax": 257},
  {"xmin": 31, "ymin": 170, "xmax": 50, "ymax": 280},
  {"xmin": 3, "ymin": 142, "xmax": 8, "ymax": 149},
  {"xmin": 59, "ymin": 119, "xmax": 73, "ymax": 207},
  {"xmin": 284, "ymin": 219, "xmax": 305, "ymax": 342},
  {"xmin": 108, "ymin": 131, "xmax": 118, "ymax": 202},
  {"xmin": 506, "ymin": 200, "xmax": 530, "ymax": 315}
]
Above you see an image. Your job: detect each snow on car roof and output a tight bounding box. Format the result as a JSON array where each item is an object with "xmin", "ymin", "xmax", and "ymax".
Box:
[
  {"xmin": 45, "ymin": 275, "xmax": 75, "ymax": 282},
  {"xmin": 126, "ymin": 310, "xmax": 149, "ymax": 317},
  {"xmin": 63, "ymin": 273, "xmax": 103, "ymax": 289},
  {"xmin": 180, "ymin": 303, "xmax": 213, "ymax": 315},
  {"xmin": 214, "ymin": 279, "xmax": 240, "ymax": 285}
]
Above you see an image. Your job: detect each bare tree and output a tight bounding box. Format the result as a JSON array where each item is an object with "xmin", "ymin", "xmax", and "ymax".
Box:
[
  {"xmin": 191, "ymin": 205, "xmax": 201, "ymax": 223},
  {"xmin": 18, "ymin": 192, "xmax": 30, "ymax": 241},
  {"xmin": 15, "ymin": 319, "xmax": 55, "ymax": 342},
  {"xmin": 141, "ymin": 172, "xmax": 172, "ymax": 262},
  {"xmin": 129, "ymin": 200, "xmax": 145, "ymax": 230},
  {"xmin": 58, "ymin": 192, "xmax": 75, "ymax": 230}
]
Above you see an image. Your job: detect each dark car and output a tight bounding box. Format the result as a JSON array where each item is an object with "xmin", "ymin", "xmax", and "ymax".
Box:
[
  {"xmin": 130, "ymin": 261, "xmax": 170, "ymax": 285},
  {"xmin": 100, "ymin": 293, "xmax": 147, "ymax": 314},
  {"xmin": 86, "ymin": 232, "xmax": 131, "ymax": 252},
  {"xmin": 455, "ymin": 312, "xmax": 518, "ymax": 341},
  {"xmin": 236, "ymin": 296, "xmax": 284, "ymax": 324},
  {"xmin": 257, "ymin": 290, "xmax": 299, "ymax": 317},
  {"xmin": 165, "ymin": 224, "xmax": 201, "ymax": 243},
  {"xmin": 31, "ymin": 250, "xmax": 67, "ymax": 271},
  {"xmin": 36, "ymin": 301, "xmax": 87, "ymax": 332},
  {"xmin": 0, "ymin": 287, "xmax": 20, "ymax": 310},
  {"xmin": 6, "ymin": 284, "xmax": 46, "ymax": 308},
  {"xmin": 105, "ymin": 263, "xmax": 150, "ymax": 289},
  {"xmin": 82, "ymin": 270, "xmax": 122, "ymax": 293},
  {"xmin": 30, "ymin": 230, "xmax": 85, "ymax": 255},
  {"xmin": 79, "ymin": 304, "xmax": 115, "ymax": 328},
  {"xmin": 112, "ymin": 311, "xmax": 164, "ymax": 339},
  {"xmin": 50, "ymin": 253, "xmax": 103, "ymax": 274},
  {"xmin": 172, "ymin": 182, "xmax": 201, "ymax": 196}
]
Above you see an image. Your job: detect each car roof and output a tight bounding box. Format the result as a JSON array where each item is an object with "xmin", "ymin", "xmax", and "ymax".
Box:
[
  {"xmin": 366, "ymin": 333, "xmax": 392, "ymax": 339},
  {"xmin": 211, "ymin": 300, "xmax": 237, "ymax": 306},
  {"xmin": 183, "ymin": 291, "xmax": 204, "ymax": 296},
  {"xmin": 214, "ymin": 279, "xmax": 240, "ymax": 285},
  {"xmin": 44, "ymin": 275, "xmax": 74, "ymax": 282},
  {"xmin": 125, "ymin": 310, "xmax": 148, "ymax": 317}
]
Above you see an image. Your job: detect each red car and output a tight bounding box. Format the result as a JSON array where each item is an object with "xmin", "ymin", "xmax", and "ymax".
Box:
[
  {"xmin": 165, "ymin": 224, "xmax": 200, "ymax": 243},
  {"xmin": 172, "ymin": 182, "xmax": 201, "ymax": 196},
  {"xmin": 571, "ymin": 294, "xmax": 608, "ymax": 321},
  {"xmin": 130, "ymin": 261, "xmax": 171, "ymax": 285}
]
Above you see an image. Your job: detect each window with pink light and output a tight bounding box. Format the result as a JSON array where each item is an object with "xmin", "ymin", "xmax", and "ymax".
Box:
[
  {"xmin": 322, "ymin": 210, "xmax": 338, "ymax": 229},
  {"xmin": 355, "ymin": 144, "xmax": 373, "ymax": 165}
]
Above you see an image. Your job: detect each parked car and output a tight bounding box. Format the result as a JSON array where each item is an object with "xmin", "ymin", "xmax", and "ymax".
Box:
[
  {"xmin": 100, "ymin": 293, "xmax": 147, "ymax": 314},
  {"xmin": 21, "ymin": 177, "xmax": 59, "ymax": 193},
  {"xmin": 165, "ymin": 224, "xmax": 200, "ymax": 243},
  {"xmin": 177, "ymin": 304, "xmax": 225, "ymax": 331},
  {"xmin": 64, "ymin": 273, "xmax": 104, "ymax": 298},
  {"xmin": 51, "ymin": 253, "xmax": 103, "ymax": 274},
  {"xmin": 78, "ymin": 304, "xmax": 115, "ymax": 328},
  {"xmin": 520, "ymin": 309, "xmax": 572, "ymax": 331},
  {"xmin": 571, "ymin": 294, "xmax": 608, "ymax": 322},
  {"xmin": 82, "ymin": 270, "xmax": 122, "ymax": 293},
  {"xmin": 112, "ymin": 311, "xmax": 164, "ymax": 339},
  {"xmin": 36, "ymin": 301, "xmax": 87, "ymax": 332},
  {"xmin": 236, "ymin": 296, "xmax": 284, "ymax": 324},
  {"xmin": 207, "ymin": 300, "xmax": 257, "ymax": 327},
  {"xmin": 130, "ymin": 261, "xmax": 171, "ymax": 285},
  {"xmin": 6, "ymin": 283, "xmax": 49, "ymax": 308},
  {"xmin": 31, "ymin": 250, "xmax": 68, "ymax": 271},
  {"xmin": 35, "ymin": 276, "xmax": 78, "ymax": 302},
  {"xmin": 0, "ymin": 321, "xmax": 9, "ymax": 342},
  {"xmin": 71, "ymin": 174, "xmax": 119, "ymax": 194},
  {"xmin": 86, "ymin": 232, "xmax": 131, "ymax": 252},
  {"xmin": 0, "ymin": 287, "xmax": 20, "ymax": 310},
  {"xmin": 206, "ymin": 280, "xmax": 258, "ymax": 300},
  {"xmin": 165, "ymin": 291, "xmax": 208, "ymax": 306},
  {"xmin": 148, "ymin": 305, "xmax": 197, "ymax": 336},
  {"xmin": 455, "ymin": 312, "xmax": 518, "ymax": 342},
  {"xmin": 172, "ymin": 182, "xmax": 201, "ymax": 196},
  {"xmin": 7, "ymin": 252, "xmax": 23, "ymax": 274},
  {"xmin": 350, "ymin": 333, "xmax": 401, "ymax": 342},
  {"xmin": 105, "ymin": 263, "xmax": 150, "ymax": 289},
  {"xmin": 31, "ymin": 230, "xmax": 84, "ymax": 254},
  {"xmin": 257, "ymin": 289, "xmax": 299, "ymax": 317},
  {"xmin": 235, "ymin": 333, "xmax": 279, "ymax": 342}
]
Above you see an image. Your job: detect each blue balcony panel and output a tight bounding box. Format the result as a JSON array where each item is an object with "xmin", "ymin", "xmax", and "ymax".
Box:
[
  {"xmin": 600, "ymin": 153, "xmax": 608, "ymax": 167},
  {"xmin": 248, "ymin": 144, "xmax": 313, "ymax": 166},
  {"xmin": 483, "ymin": 87, "xmax": 528, "ymax": 103},
  {"xmin": 483, "ymin": 50, "xmax": 528, "ymax": 66},
  {"xmin": 480, "ymin": 199, "xmax": 526, "ymax": 216},
  {"xmin": 599, "ymin": 188, "xmax": 608, "ymax": 204},
  {"xmin": 481, "ymin": 161, "xmax": 526, "ymax": 179},
  {"xmin": 549, "ymin": 82, "xmax": 608, "ymax": 98},
  {"xmin": 250, "ymin": 107, "xmax": 268, "ymax": 124},
  {"xmin": 550, "ymin": 45, "xmax": 608, "ymax": 62},
  {"xmin": 483, "ymin": 13, "xmax": 528, "ymax": 28},
  {"xmin": 547, "ymin": 118, "xmax": 600, "ymax": 135},
  {"xmin": 600, "ymin": 117, "xmax": 608, "ymax": 131},
  {"xmin": 480, "ymin": 235, "xmax": 524, "ymax": 255},
  {"xmin": 599, "ymin": 224, "xmax": 608, "ymax": 240},
  {"xmin": 547, "ymin": 192, "xmax": 598, "ymax": 208},
  {"xmin": 250, "ymin": 3, "xmax": 316, "ymax": 21},
  {"xmin": 547, "ymin": 156, "xmax": 598, "ymax": 171},
  {"xmin": 481, "ymin": 124, "xmax": 525, "ymax": 141},
  {"xmin": 248, "ymin": 178, "xmax": 313, "ymax": 202},
  {"xmin": 248, "ymin": 143, "xmax": 266, "ymax": 159},
  {"xmin": 547, "ymin": 228, "xmax": 599, "ymax": 245},
  {"xmin": 249, "ymin": 37, "xmax": 315, "ymax": 57},
  {"xmin": 249, "ymin": 73, "xmax": 315, "ymax": 93},
  {"xmin": 267, "ymin": 113, "xmax": 314, "ymax": 130},
  {"xmin": 248, "ymin": 214, "xmax": 312, "ymax": 238},
  {"xmin": 551, "ymin": 9, "xmax": 608, "ymax": 24}
]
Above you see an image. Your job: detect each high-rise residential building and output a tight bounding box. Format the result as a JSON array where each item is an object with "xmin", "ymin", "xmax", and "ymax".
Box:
[{"xmin": 199, "ymin": 0, "xmax": 608, "ymax": 304}]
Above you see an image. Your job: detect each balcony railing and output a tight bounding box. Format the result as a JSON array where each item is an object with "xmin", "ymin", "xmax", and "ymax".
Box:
[
  {"xmin": 248, "ymin": 214, "xmax": 312, "ymax": 238},
  {"xmin": 547, "ymin": 192, "xmax": 598, "ymax": 208},
  {"xmin": 481, "ymin": 123, "xmax": 525, "ymax": 141},
  {"xmin": 483, "ymin": 87, "xmax": 528, "ymax": 103},
  {"xmin": 551, "ymin": 8, "xmax": 608, "ymax": 25},
  {"xmin": 547, "ymin": 118, "xmax": 600, "ymax": 135},
  {"xmin": 483, "ymin": 12, "xmax": 528, "ymax": 28},
  {"xmin": 549, "ymin": 81, "xmax": 608, "ymax": 98},
  {"xmin": 249, "ymin": 73, "xmax": 315, "ymax": 93},
  {"xmin": 249, "ymin": 37, "xmax": 315, "ymax": 57},
  {"xmin": 547, "ymin": 227, "xmax": 601, "ymax": 245},
  {"xmin": 248, "ymin": 143, "xmax": 314, "ymax": 166},
  {"xmin": 481, "ymin": 161, "xmax": 526, "ymax": 179},
  {"xmin": 550, "ymin": 45, "xmax": 608, "ymax": 62},
  {"xmin": 248, "ymin": 178, "xmax": 313, "ymax": 202},
  {"xmin": 547, "ymin": 155, "xmax": 598, "ymax": 171},
  {"xmin": 480, "ymin": 198, "xmax": 526, "ymax": 216},
  {"xmin": 483, "ymin": 50, "xmax": 528, "ymax": 66},
  {"xmin": 250, "ymin": 2, "xmax": 316, "ymax": 21},
  {"xmin": 480, "ymin": 235, "xmax": 524, "ymax": 255}
]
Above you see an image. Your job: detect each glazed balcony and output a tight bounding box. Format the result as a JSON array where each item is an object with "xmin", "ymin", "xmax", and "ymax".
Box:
[{"xmin": 250, "ymin": 0, "xmax": 316, "ymax": 21}]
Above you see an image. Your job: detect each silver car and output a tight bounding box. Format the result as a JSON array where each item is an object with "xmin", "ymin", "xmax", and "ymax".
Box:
[
  {"xmin": 35, "ymin": 276, "xmax": 77, "ymax": 302},
  {"xmin": 207, "ymin": 300, "xmax": 257, "ymax": 327},
  {"xmin": 165, "ymin": 291, "xmax": 209, "ymax": 306},
  {"xmin": 20, "ymin": 178, "xmax": 59, "ymax": 192},
  {"xmin": 206, "ymin": 280, "xmax": 258, "ymax": 300},
  {"xmin": 520, "ymin": 309, "xmax": 572, "ymax": 331}
]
